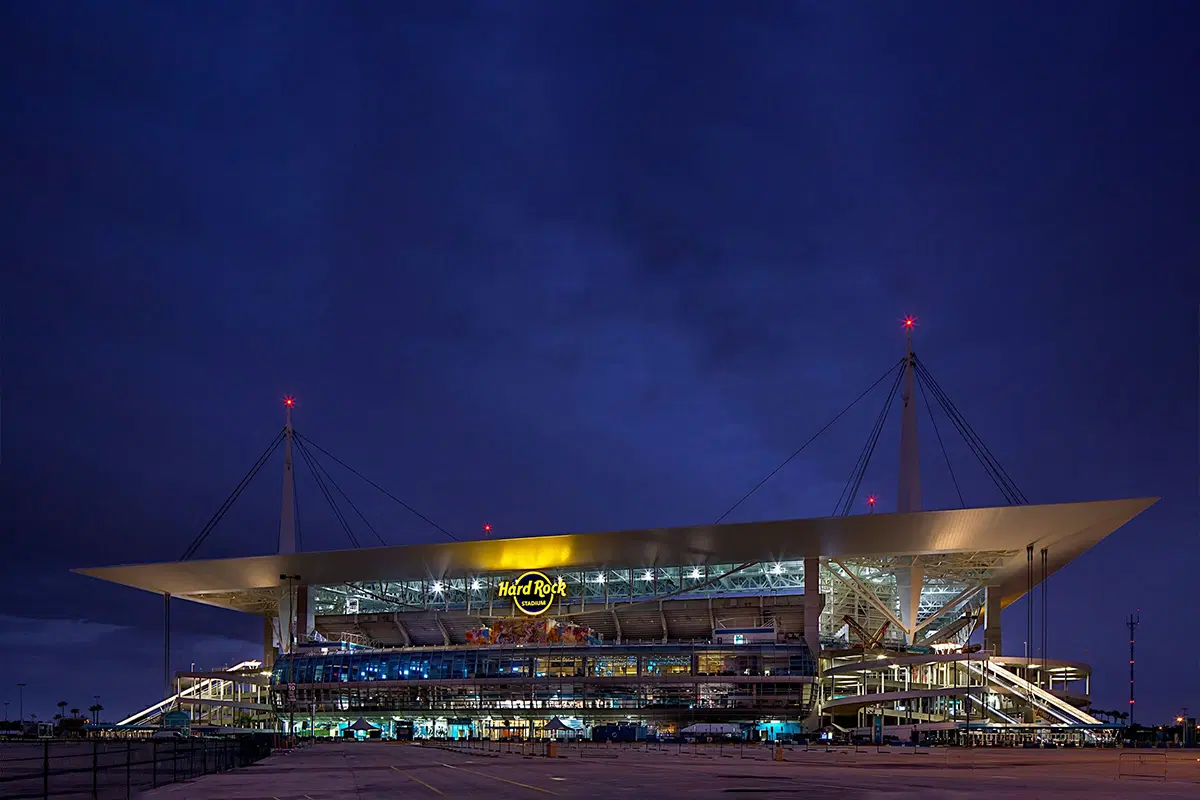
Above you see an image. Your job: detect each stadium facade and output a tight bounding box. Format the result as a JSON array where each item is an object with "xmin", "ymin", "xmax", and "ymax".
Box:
[{"xmin": 77, "ymin": 336, "xmax": 1156, "ymax": 743}]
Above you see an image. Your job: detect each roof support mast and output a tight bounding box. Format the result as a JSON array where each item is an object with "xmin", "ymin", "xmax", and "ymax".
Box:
[
  {"xmin": 896, "ymin": 318, "xmax": 924, "ymax": 644},
  {"xmin": 280, "ymin": 398, "xmax": 297, "ymax": 555},
  {"xmin": 278, "ymin": 397, "xmax": 297, "ymax": 655}
]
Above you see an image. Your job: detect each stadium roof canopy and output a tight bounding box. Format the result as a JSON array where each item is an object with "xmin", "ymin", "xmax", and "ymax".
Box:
[{"xmin": 75, "ymin": 498, "xmax": 1155, "ymax": 614}]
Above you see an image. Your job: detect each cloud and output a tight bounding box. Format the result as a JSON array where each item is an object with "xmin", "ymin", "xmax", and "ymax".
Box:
[{"xmin": 0, "ymin": 615, "xmax": 128, "ymax": 647}]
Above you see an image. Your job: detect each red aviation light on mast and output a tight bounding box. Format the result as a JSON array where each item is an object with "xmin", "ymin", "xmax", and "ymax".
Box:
[
  {"xmin": 902, "ymin": 316, "xmax": 917, "ymax": 330},
  {"xmin": 483, "ymin": 523, "xmax": 492, "ymax": 536},
  {"xmin": 867, "ymin": 494, "xmax": 877, "ymax": 513},
  {"xmin": 284, "ymin": 396, "xmax": 295, "ymax": 407}
]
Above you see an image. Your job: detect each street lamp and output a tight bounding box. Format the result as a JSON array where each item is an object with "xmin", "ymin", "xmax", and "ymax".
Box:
[
  {"xmin": 281, "ymin": 574, "xmax": 301, "ymax": 746},
  {"xmin": 17, "ymin": 684, "xmax": 26, "ymax": 725}
]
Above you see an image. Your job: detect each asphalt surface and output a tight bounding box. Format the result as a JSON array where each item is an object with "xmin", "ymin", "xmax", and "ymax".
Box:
[{"xmin": 140, "ymin": 741, "xmax": 1200, "ymax": 798}]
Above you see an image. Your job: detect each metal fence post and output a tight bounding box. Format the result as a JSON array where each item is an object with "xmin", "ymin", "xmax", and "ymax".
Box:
[
  {"xmin": 92, "ymin": 740, "xmax": 98, "ymax": 799},
  {"xmin": 126, "ymin": 740, "xmax": 132, "ymax": 800},
  {"xmin": 43, "ymin": 740, "xmax": 49, "ymax": 799},
  {"xmin": 152, "ymin": 740, "xmax": 158, "ymax": 788}
]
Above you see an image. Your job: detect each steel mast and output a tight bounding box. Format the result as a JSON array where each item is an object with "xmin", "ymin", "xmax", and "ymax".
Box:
[{"xmin": 896, "ymin": 317, "xmax": 923, "ymax": 644}]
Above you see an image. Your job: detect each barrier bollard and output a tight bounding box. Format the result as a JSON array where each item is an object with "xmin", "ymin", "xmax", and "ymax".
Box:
[{"xmin": 774, "ymin": 745, "xmax": 784, "ymax": 762}]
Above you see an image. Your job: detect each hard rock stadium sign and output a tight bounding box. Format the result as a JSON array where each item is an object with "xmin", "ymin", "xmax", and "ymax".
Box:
[{"xmin": 496, "ymin": 571, "xmax": 568, "ymax": 616}]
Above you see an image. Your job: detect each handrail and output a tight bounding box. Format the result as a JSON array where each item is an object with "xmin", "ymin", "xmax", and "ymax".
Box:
[
  {"xmin": 965, "ymin": 660, "xmax": 1100, "ymax": 726},
  {"xmin": 119, "ymin": 660, "xmax": 266, "ymax": 726}
]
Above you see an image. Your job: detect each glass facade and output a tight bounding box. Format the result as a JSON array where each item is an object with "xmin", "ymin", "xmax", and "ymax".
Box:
[{"xmin": 271, "ymin": 643, "xmax": 816, "ymax": 723}]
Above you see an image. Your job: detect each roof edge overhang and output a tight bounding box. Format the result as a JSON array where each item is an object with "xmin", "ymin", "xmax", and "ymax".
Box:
[{"xmin": 73, "ymin": 497, "xmax": 1158, "ymax": 610}]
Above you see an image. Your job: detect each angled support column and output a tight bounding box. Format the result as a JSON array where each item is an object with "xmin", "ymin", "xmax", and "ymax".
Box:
[
  {"xmin": 828, "ymin": 560, "xmax": 905, "ymax": 633},
  {"xmin": 896, "ymin": 558, "xmax": 925, "ymax": 645}
]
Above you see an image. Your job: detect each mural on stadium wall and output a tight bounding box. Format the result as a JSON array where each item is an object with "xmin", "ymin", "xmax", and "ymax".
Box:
[{"xmin": 465, "ymin": 617, "xmax": 602, "ymax": 646}]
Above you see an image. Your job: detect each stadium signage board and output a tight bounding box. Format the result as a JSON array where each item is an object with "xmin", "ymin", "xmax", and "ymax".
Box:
[{"xmin": 496, "ymin": 571, "xmax": 567, "ymax": 616}]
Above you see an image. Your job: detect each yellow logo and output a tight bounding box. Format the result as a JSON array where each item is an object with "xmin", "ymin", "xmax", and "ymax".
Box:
[{"xmin": 495, "ymin": 571, "xmax": 567, "ymax": 616}]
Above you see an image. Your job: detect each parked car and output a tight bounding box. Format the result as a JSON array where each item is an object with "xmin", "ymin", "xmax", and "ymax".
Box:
[{"xmin": 151, "ymin": 729, "xmax": 187, "ymax": 740}]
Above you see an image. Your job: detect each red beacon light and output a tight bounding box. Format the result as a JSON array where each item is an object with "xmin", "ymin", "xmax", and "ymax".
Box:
[
  {"xmin": 483, "ymin": 523, "xmax": 492, "ymax": 536},
  {"xmin": 867, "ymin": 495, "xmax": 877, "ymax": 506},
  {"xmin": 284, "ymin": 396, "xmax": 295, "ymax": 407},
  {"xmin": 902, "ymin": 316, "xmax": 916, "ymax": 329}
]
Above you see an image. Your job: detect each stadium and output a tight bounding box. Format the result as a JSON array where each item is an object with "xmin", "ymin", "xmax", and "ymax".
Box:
[{"xmin": 76, "ymin": 330, "xmax": 1156, "ymax": 744}]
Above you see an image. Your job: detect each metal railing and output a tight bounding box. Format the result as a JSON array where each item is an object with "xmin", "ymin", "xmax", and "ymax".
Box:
[
  {"xmin": 0, "ymin": 736, "xmax": 273, "ymax": 799},
  {"xmin": 1117, "ymin": 750, "xmax": 1168, "ymax": 781}
]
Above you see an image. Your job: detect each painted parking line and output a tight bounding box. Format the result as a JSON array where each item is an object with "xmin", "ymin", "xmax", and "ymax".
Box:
[
  {"xmin": 440, "ymin": 762, "xmax": 560, "ymax": 795},
  {"xmin": 392, "ymin": 765, "xmax": 445, "ymax": 795}
]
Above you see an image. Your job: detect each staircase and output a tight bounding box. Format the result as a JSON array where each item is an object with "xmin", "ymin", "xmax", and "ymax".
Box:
[{"xmin": 966, "ymin": 660, "xmax": 1101, "ymax": 726}]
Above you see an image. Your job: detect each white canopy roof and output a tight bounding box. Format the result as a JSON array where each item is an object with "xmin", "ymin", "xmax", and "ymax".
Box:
[{"xmin": 74, "ymin": 497, "xmax": 1155, "ymax": 613}]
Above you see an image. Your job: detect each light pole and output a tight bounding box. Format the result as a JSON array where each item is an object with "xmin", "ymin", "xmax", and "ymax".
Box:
[
  {"xmin": 4, "ymin": 701, "xmax": 9, "ymax": 721},
  {"xmin": 281, "ymin": 573, "xmax": 301, "ymax": 745},
  {"xmin": 94, "ymin": 695, "xmax": 100, "ymax": 725},
  {"xmin": 17, "ymin": 684, "xmax": 26, "ymax": 725}
]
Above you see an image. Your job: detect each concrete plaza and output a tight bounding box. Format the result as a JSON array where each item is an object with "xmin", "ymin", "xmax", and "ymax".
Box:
[{"xmin": 139, "ymin": 740, "xmax": 1200, "ymax": 799}]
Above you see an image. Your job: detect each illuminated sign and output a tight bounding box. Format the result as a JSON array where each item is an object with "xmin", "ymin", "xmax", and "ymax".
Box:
[{"xmin": 496, "ymin": 571, "xmax": 567, "ymax": 616}]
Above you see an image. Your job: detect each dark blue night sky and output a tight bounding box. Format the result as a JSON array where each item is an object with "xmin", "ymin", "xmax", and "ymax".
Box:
[{"xmin": 2, "ymin": 1, "xmax": 1197, "ymax": 724}]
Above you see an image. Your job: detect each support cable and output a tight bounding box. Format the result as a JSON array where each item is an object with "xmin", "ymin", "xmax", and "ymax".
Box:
[
  {"xmin": 295, "ymin": 438, "xmax": 389, "ymax": 547},
  {"xmin": 834, "ymin": 365, "xmax": 903, "ymax": 516},
  {"xmin": 915, "ymin": 369, "xmax": 966, "ymax": 508},
  {"xmin": 295, "ymin": 437, "xmax": 361, "ymax": 548},
  {"xmin": 916, "ymin": 358, "xmax": 1026, "ymax": 503},
  {"xmin": 180, "ymin": 428, "xmax": 285, "ymax": 560},
  {"xmin": 1027, "ymin": 544, "xmax": 1034, "ymax": 712},
  {"xmin": 1041, "ymin": 547, "xmax": 1048, "ymax": 692},
  {"xmin": 914, "ymin": 359, "xmax": 1018, "ymax": 502},
  {"xmin": 294, "ymin": 433, "xmax": 459, "ymax": 542},
  {"xmin": 913, "ymin": 359, "xmax": 1028, "ymax": 504},
  {"xmin": 294, "ymin": 462, "xmax": 303, "ymax": 552},
  {"xmin": 845, "ymin": 371, "xmax": 901, "ymax": 516},
  {"xmin": 833, "ymin": 371, "xmax": 894, "ymax": 517},
  {"xmin": 715, "ymin": 356, "xmax": 905, "ymax": 524}
]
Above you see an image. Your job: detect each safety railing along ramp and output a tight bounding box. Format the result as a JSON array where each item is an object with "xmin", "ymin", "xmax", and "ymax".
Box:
[
  {"xmin": 968, "ymin": 660, "xmax": 1101, "ymax": 726},
  {"xmin": 118, "ymin": 660, "xmax": 264, "ymax": 727}
]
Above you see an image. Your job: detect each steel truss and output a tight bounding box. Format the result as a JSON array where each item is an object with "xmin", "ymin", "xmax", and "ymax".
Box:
[{"xmin": 297, "ymin": 550, "xmax": 1017, "ymax": 651}]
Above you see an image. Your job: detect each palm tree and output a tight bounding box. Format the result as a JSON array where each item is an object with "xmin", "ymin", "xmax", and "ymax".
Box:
[
  {"xmin": 88, "ymin": 703, "xmax": 102, "ymax": 723},
  {"xmin": 70, "ymin": 708, "xmax": 80, "ymax": 719}
]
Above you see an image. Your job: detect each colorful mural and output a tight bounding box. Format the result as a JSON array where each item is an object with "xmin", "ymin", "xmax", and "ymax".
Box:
[{"xmin": 465, "ymin": 617, "xmax": 602, "ymax": 646}]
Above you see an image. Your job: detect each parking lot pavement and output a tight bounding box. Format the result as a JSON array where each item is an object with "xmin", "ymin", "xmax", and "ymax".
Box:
[{"xmin": 140, "ymin": 742, "xmax": 1200, "ymax": 799}]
